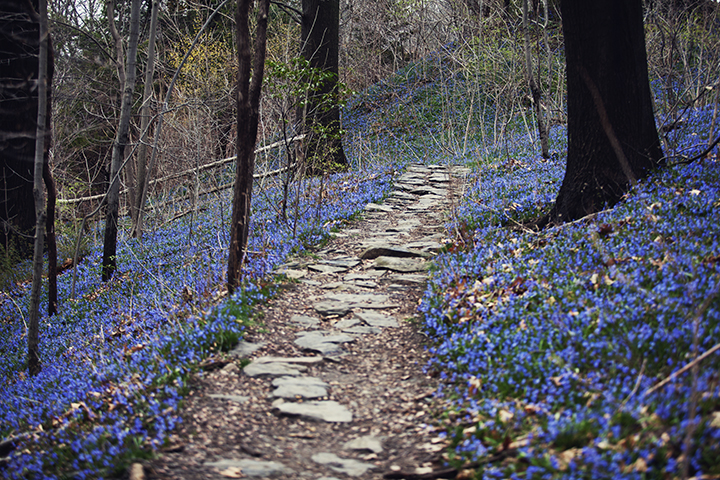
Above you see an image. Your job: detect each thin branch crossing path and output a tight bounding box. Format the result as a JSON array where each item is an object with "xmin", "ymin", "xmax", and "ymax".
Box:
[{"xmin": 146, "ymin": 163, "xmax": 469, "ymax": 480}]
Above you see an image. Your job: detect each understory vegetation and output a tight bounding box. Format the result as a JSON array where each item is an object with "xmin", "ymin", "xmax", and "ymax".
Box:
[{"xmin": 2, "ymin": 3, "xmax": 720, "ymax": 478}]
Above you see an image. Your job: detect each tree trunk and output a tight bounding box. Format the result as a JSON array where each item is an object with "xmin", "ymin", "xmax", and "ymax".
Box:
[
  {"xmin": 548, "ymin": 0, "xmax": 663, "ymax": 224},
  {"xmin": 523, "ymin": 0, "xmax": 549, "ymax": 159},
  {"xmin": 299, "ymin": 0, "xmax": 348, "ymax": 175},
  {"xmin": 0, "ymin": 1, "xmax": 43, "ymax": 257},
  {"xmin": 28, "ymin": 0, "xmax": 50, "ymax": 376},
  {"xmin": 227, "ymin": 0, "xmax": 270, "ymax": 292},
  {"xmin": 44, "ymin": 156, "xmax": 57, "ymax": 316},
  {"xmin": 131, "ymin": 0, "xmax": 159, "ymax": 238},
  {"xmin": 102, "ymin": 0, "xmax": 141, "ymax": 281}
]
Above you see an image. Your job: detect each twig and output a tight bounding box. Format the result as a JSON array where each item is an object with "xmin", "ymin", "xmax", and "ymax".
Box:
[
  {"xmin": 58, "ymin": 136, "xmax": 305, "ymax": 205},
  {"xmin": 618, "ymin": 358, "xmax": 646, "ymax": 412},
  {"xmin": 644, "ymin": 283, "xmax": 720, "ymax": 397},
  {"xmin": 672, "ymin": 132, "xmax": 720, "ymax": 166}
]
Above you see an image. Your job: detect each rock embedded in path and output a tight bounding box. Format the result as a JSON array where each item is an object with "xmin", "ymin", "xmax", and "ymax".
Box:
[
  {"xmin": 355, "ymin": 311, "xmax": 399, "ymax": 328},
  {"xmin": 360, "ymin": 244, "xmax": 427, "ymax": 260},
  {"xmin": 312, "ymin": 452, "xmax": 375, "ymax": 476},
  {"xmin": 254, "ymin": 356, "xmax": 324, "ymax": 365},
  {"xmin": 323, "ymin": 257, "xmax": 362, "ymax": 269},
  {"xmin": 405, "ymin": 240, "xmax": 444, "ymax": 252},
  {"xmin": 314, "ymin": 300, "xmax": 352, "ymax": 317},
  {"xmin": 204, "ymin": 458, "xmax": 292, "ymax": 477},
  {"xmin": 294, "ymin": 331, "xmax": 355, "ymax": 355},
  {"xmin": 276, "ymin": 400, "xmax": 352, "ymax": 422},
  {"xmin": 308, "ymin": 264, "xmax": 348, "ymax": 274},
  {"xmin": 365, "ymin": 203, "xmax": 393, "ymax": 213},
  {"xmin": 373, "ymin": 256, "xmax": 430, "ymax": 273},
  {"xmin": 391, "ymin": 190, "xmax": 416, "ymax": 201},
  {"xmin": 229, "ymin": 340, "xmax": 266, "ymax": 358},
  {"xmin": 429, "ymin": 172, "xmax": 450, "ymax": 183},
  {"xmin": 244, "ymin": 361, "xmax": 307, "ymax": 378},
  {"xmin": 315, "ymin": 292, "xmax": 397, "ymax": 316},
  {"xmin": 271, "ymin": 376, "xmax": 328, "ymax": 399},
  {"xmin": 344, "ymin": 435, "xmax": 384, "ymax": 454},
  {"xmin": 408, "ymin": 185, "xmax": 446, "ymax": 196},
  {"xmin": 342, "ymin": 325, "xmax": 382, "ymax": 335},
  {"xmin": 334, "ymin": 318, "xmax": 360, "ymax": 329},
  {"xmin": 290, "ymin": 314, "xmax": 321, "ymax": 327}
]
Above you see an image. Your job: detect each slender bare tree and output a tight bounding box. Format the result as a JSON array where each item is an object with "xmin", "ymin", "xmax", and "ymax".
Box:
[
  {"xmin": 28, "ymin": 0, "xmax": 51, "ymax": 376},
  {"xmin": 131, "ymin": 0, "xmax": 159, "ymax": 238},
  {"xmin": 102, "ymin": 0, "xmax": 141, "ymax": 281},
  {"xmin": 227, "ymin": 0, "xmax": 271, "ymax": 292}
]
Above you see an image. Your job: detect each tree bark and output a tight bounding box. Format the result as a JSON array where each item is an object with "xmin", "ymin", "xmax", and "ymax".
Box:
[
  {"xmin": 227, "ymin": 0, "xmax": 271, "ymax": 292},
  {"xmin": 131, "ymin": 0, "xmax": 159, "ymax": 238},
  {"xmin": 299, "ymin": 0, "xmax": 348, "ymax": 175},
  {"xmin": 28, "ymin": 0, "xmax": 50, "ymax": 376},
  {"xmin": 548, "ymin": 0, "xmax": 663, "ymax": 224},
  {"xmin": 0, "ymin": 1, "xmax": 43, "ymax": 257},
  {"xmin": 523, "ymin": 0, "xmax": 549, "ymax": 159},
  {"xmin": 102, "ymin": 0, "xmax": 141, "ymax": 281}
]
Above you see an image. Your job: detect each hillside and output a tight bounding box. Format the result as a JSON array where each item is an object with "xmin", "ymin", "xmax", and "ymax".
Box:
[{"xmin": 1, "ymin": 46, "xmax": 720, "ymax": 479}]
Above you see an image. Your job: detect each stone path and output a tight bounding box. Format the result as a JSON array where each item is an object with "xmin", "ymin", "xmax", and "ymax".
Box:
[{"xmin": 146, "ymin": 164, "xmax": 469, "ymax": 480}]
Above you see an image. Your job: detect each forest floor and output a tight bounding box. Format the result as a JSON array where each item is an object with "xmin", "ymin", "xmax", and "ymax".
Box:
[{"xmin": 144, "ymin": 163, "xmax": 470, "ymax": 480}]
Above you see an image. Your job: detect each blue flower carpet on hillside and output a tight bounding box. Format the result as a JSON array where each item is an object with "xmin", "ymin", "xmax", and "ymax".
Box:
[
  {"xmin": 1, "ymin": 49, "xmax": 719, "ymax": 478},
  {"xmin": 0, "ymin": 163, "xmax": 399, "ymax": 477},
  {"xmin": 420, "ymin": 104, "xmax": 720, "ymax": 478}
]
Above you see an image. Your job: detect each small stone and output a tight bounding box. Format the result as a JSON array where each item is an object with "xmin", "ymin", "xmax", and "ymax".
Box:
[
  {"xmin": 308, "ymin": 264, "xmax": 348, "ymax": 274},
  {"xmin": 244, "ymin": 362, "xmax": 306, "ymax": 378},
  {"xmin": 373, "ymin": 256, "xmax": 430, "ymax": 273},
  {"xmin": 323, "ymin": 257, "xmax": 361, "ymax": 269},
  {"xmin": 344, "ymin": 272, "xmax": 384, "ymax": 281},
  {"xmin": 294, "ymin": 331, "xmax": 354, "ymax": 355},
  {"xmin": 281, "ymin": 268, "xmax": 307, "ymax": 279},
  {"xmin": 276, "ymin": 401, "xmax": 353, "ymax": 422},
  {"xmin": 391, "ymin": 190, "xmax": 415, "ymax": 200},
  {"xmin": 229, "ymin": 340, "xmax": 266, "ymax": 357},
  {"xmin": 342, "ymin": 326, "xmax": 382, "ymax": 335},
  {"xmin": 355, "ymin": 311, "xmax": 399, "ymax": 328},
  {"xmin": 271, "ymin": 376, "xmax": 328, "ymax": 399},
  {"xmin": 429, "ymin": 172, "xmax": 450, "ymax": 182},
  {"xmin": 290, "ymin": 314, "xmax": 321, "ymax": 327},
  {"xmin": 208, "ymin": 394, "xmax": 250, "ymax": 404},
  {"xmin": 344, "ymin": 435, "xmax": 384, "ymax": 454},
  {"xmin": 405, "ymin": 240, "xmax": 444, "ymax": 252},
  {"xmin": 314, "ymin": 300, "xmax": 352, "ymax": 317},
  {"xmin": 334, "ymin": 318, "xmax": 360, "ymax": 329},
  {"xmin": 222, "ymin": 362, "xmax": 240, "ymax": 374},
  {"xmin": 360, "ymin": 245, "xmax": 426, "ymax": 260},
  {"xmin": 254, "ymin": 356, "xmax": 324, "ymax": 364},
  {"xmin": 311, "ymin": 452, "xmax": 375, "ymax": 476},
  {"xmin": 365, "ymin": 203, "xmax": 393, "ymax": 212},
  {"xmin": 204, "ymin": 459, "xmax": 292, "ymax": 477},
  {"xmin": 390, "ymin": 273, "xmax": 428, "ymax": 284}
]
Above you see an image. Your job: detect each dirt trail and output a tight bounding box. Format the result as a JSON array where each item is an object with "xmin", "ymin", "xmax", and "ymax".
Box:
[{"xmin": 146, "ymin": 164, "xmax": 469, "ymax": 480}]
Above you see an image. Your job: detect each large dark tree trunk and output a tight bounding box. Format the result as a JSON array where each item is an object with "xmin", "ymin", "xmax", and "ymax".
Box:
[
  {"xmin": 227, "ymin": 0, "xmax": 270, "ymax": 292},
  {"xmin": 548, "ymin": 0, "xmax": 663, "ymax": 223},
  {"xmin": 300, "ymin": 0, "xmax": 348, "ymax": 175},
  {"xmin": 0, "ymin": 0, "xmax": 47, "ymax": 257}
]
